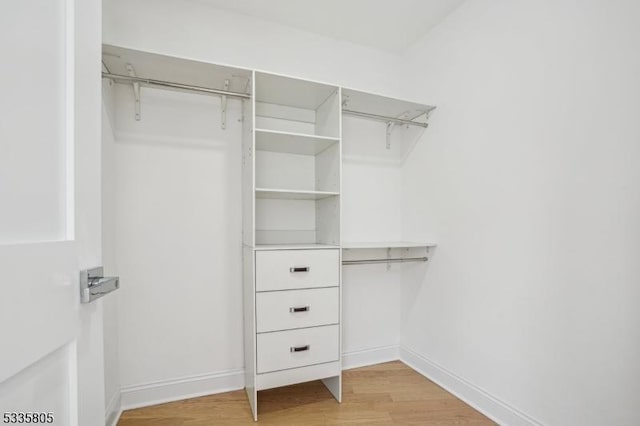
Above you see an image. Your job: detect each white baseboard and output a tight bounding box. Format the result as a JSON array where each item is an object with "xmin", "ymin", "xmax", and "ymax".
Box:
[
  {"xmin": 105, "ymin": 390, "xmax": 122, "ymax": 426},
  {"xmin": 116, "ymin": 346, "xmax": 399, "ymax": 413},
  {"xmin": 342, "ymin": 345, "xmax": 400, "ymax": 370},
  {"xmin": 120, "ymin": 344, "xmax": 543, "ymax": 426},
  {"xmin": 120, "ymin": 368, "xmax": 245, "ymax": 411},
  {"xmin": 399, "ymin": 346, "xmax": 544, "ymax": 426}
]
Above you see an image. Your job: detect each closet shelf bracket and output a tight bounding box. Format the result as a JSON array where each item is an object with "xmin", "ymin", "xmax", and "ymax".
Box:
[
  {"xmin": 386, "ymin": 122, "xmax": 395, "ymax": 150},
  {"xmin": 126, "ymin": 64, "xmax": 141, "ymax": 121},
  {"xmin": 221, "ymin": 79, "xmax": 229, "ymax": 130}
]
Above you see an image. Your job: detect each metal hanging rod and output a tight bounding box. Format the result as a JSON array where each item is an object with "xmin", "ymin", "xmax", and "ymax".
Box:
[
  {"xmin": 102, "ymin": 72, "xmax": 251, "ymax": 100},
  {"xmin": 342, "ymin": 109, "xmax": 429, "ymax": 128},
  {"xmin": 342, "ymin": 256, "xmax": 428, "ymax": 266}
]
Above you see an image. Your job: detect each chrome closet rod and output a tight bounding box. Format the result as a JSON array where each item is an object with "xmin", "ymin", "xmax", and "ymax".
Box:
[
  {"xmin": 342, "ymin": 256, "xmax": 428, "ymax": 266},
  {"xmin": 102, "ymin": 72, "xmax": 251, "ymax": 99},
  {"xmin": 342, "ymin": 109, "xmax": 429, "ymax": 128}
]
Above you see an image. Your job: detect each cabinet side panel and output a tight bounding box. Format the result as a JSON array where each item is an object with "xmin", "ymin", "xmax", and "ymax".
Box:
[
  {"xmin": 243, "ymin": 246, "xmax": 257, "ymax": 419},
  {"xmin": 242, "ymin": 74, "xmax": 255, "ymax": 246},
  {"xmin": 315, "ymin": 90, "xmax": 340, "ymax": 138},
  {"xmin": 315, "ymin": 143, "xmax": 340, "ymax": 193},
  {"xmin": 316, "ymin": 196, "xmax": 340, "ymax": 245}
]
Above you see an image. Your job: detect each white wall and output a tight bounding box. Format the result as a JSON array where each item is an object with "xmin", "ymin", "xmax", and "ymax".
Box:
[
  {"xmin": 341, "ymin": 116, "xmax": 406, "ymax": 365},
  {"xmin": 400, "ymin": 1, "xmax": 640, "ymax": 425},
  {"xmin": 103, "ymin": 0, "xmax": 403, "ymax": 96},
  {"xmin": 109, "ymin": 84, "xmax": 244, "ymax": 406}
]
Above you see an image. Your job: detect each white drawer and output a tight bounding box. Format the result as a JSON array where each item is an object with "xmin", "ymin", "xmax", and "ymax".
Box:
[
  {"xmin": 256, "ymin": 325, "xmax": 339, "ymax": 374},
  {"xmin": 256, "ymin": 287, "xmax": 339, "ymax": 333},
  {"xmin": 255, "ymin": 249, "xmax": 339, "ymax": 292}
]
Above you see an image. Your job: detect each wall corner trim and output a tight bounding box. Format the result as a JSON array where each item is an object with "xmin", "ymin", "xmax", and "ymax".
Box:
[{"xmin": 399, "ymin": 346, "xmax": 545, "ymax": 426}]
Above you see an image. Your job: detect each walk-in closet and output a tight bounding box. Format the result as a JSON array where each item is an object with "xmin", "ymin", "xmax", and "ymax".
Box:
[{"xmin": 102, "ymin": 45, "xmax": 436, "ymax": 420}]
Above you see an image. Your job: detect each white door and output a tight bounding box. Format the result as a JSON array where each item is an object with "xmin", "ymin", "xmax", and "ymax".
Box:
[{"xmin": 0, "ymin": 1, "xmax": 105, "ymax": 425}]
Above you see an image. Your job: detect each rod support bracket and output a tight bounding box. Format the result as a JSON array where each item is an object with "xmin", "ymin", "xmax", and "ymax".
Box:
[
  {"xmin": 221, "ymin": 79, "xmax": 229, "ymax": 130},
  {"xmin": 126, "ymin": 64, "xmax": 141, "ymax": 121},
  {"xmin": 386, "ymin": 122, "xmax": 395, "ymax": 150}
]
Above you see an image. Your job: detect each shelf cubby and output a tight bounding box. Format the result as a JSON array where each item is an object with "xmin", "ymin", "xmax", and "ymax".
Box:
[{"xmin": 255, "ymin": 72, "xmax": 340, "ymax": 138}]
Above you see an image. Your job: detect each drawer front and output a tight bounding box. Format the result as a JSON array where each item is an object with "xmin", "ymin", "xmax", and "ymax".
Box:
[
  {"xmin": 255, "ymin": 249, "xmax": 339, "ymax": 292},
  {"xmin": 256, "ymin": 287, "xmax": 339, "ymax": 333},
  {"xmin": 256, "ymin": 325, "xmax": 339, "ymax": 374}
]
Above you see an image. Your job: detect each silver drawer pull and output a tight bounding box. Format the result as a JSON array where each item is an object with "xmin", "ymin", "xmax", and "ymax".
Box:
[
  {"xmin": 289, "ymin": 266, "xmax": 310, "ymax": 273},
  {"xmin": 290, "ymin": 345, "xmax": 310, "ymax": 353},
  {"xmin": 289, "ymin": 306, "xmax": 310, "ymax": 313}
]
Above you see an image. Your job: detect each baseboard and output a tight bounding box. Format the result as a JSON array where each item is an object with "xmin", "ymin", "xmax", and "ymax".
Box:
[
  {"xmin": 116, "ymin": 346, "xmax": 397, "ymax": 413},
  {"xmin": 399, "ymin": 346, "xmax": 544, "ymax": 426},
  {"xmin": 342, "ymin": 345, "xmax": 400, "ymax": 370},
  {"xmin": 105, "ymin": 390, "xmax": 122, "ymax": 426},
  {"xmin": 120, "ymin": 368, "xmax": 245, "ymax": 411}
]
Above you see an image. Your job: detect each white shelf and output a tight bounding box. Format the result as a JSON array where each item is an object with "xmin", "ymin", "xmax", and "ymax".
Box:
[
  {"xmin": 254, "ymin": 243, "xmax": 340, "ymax": 251},
  {"xmin": 256, "ymin": 188, "xmax": 339, "ymax": 200},
  {"xmin": 255, "ymin": 129, "xmax": 339, "ymax": 155},
  {"xmin": 102, "ymin": 45, "xmax": 252, "ymax": 96},
  {"xmin": 342, "ymin": 242, "xmax": 436, "ymax": 249},
  {"xmin": 342, "ymin": 88, "xmax": 435, "ymax": 124}
]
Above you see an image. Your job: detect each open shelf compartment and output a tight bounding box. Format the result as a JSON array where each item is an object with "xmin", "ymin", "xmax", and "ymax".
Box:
[
  {"xmin": 255, "ymin": 128, "xmax": 339, "ymax": 155},
  {"xmin": 255, "ymin": 72, "xmax": 340, "ymax": 138}
]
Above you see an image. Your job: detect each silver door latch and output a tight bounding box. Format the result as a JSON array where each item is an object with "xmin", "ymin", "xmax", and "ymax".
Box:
[{"xmin": 80, "ymin": 267, "xmax": 119, "ymax": 304}]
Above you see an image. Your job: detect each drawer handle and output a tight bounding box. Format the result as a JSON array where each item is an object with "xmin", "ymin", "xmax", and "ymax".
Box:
[
  {"xmin": 289, "ymin": 306, "xmax": 310, "ymax": 313},
  {"xmin": 290, "ymin": 345, "xmax": 310, "ymax": 353},
  {"xmin": 289, "ymin": 266, "xmax": 310, "ymax": 273}
]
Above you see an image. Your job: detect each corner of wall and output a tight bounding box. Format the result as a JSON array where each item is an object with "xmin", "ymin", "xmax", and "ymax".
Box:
[
  {"xmin": 105, "ymin": 390, "xmax": 122, "ymax": 426},
  {"xmin": 399, "ymin": 346, "xmax": 543, "ymax": 426}
]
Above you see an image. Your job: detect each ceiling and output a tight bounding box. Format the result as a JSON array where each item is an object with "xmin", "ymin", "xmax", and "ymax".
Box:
[{"xmin": 199, "ymin": 0, "xmax": 466, "ymax": 53}]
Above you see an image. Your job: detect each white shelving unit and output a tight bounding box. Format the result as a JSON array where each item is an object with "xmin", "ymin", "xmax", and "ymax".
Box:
[
  {"xmin": 243, "ymin": 71, "xmax": 342, "ymax": 421},
  {"xmin": 252, "ymin": 72, "xmax": 341, "ymax": 247}
]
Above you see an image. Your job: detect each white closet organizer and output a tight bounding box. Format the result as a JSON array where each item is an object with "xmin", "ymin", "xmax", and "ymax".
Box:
[
  {"xmin": 102, "ymin": 45, "xmax": 436, "ymax": 422},
  {"xmin": 243, "ymin": 72, "xmax": 343, "ymax": 421}
]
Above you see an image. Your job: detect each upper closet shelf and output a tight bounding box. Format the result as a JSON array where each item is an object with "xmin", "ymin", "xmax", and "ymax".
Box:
[
  {"xmin": 342, "ymin": 242, "xmax": 437, "ymax": 249},
  {"xmin": 255, "ymin": 188, "xmax": 339, "ymax": 200},
  {"xmin": 254, "ymin": 243, "xmax": 340, "ymax": 250},
  {"xmin": 342, "ymin": 88, "xmax": 436, "ymax": 128},
  {"xmin": 102, "ymin": 45, "xmax": 251, "ymax": 127},
  {"xmin": 255, "ymin": 129, "xmax": 339, "ymax": 155}
]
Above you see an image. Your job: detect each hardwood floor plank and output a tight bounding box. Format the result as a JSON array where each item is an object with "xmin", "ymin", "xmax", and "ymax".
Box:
[{"xmin": 118, "ymin": 361, "xmax": 495, "ymax": 425}]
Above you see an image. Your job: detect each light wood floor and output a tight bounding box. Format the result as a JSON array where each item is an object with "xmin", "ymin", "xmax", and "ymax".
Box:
[{"xmin": 118, "ymin": 361, "xmax": 495, "ymax": 425}]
